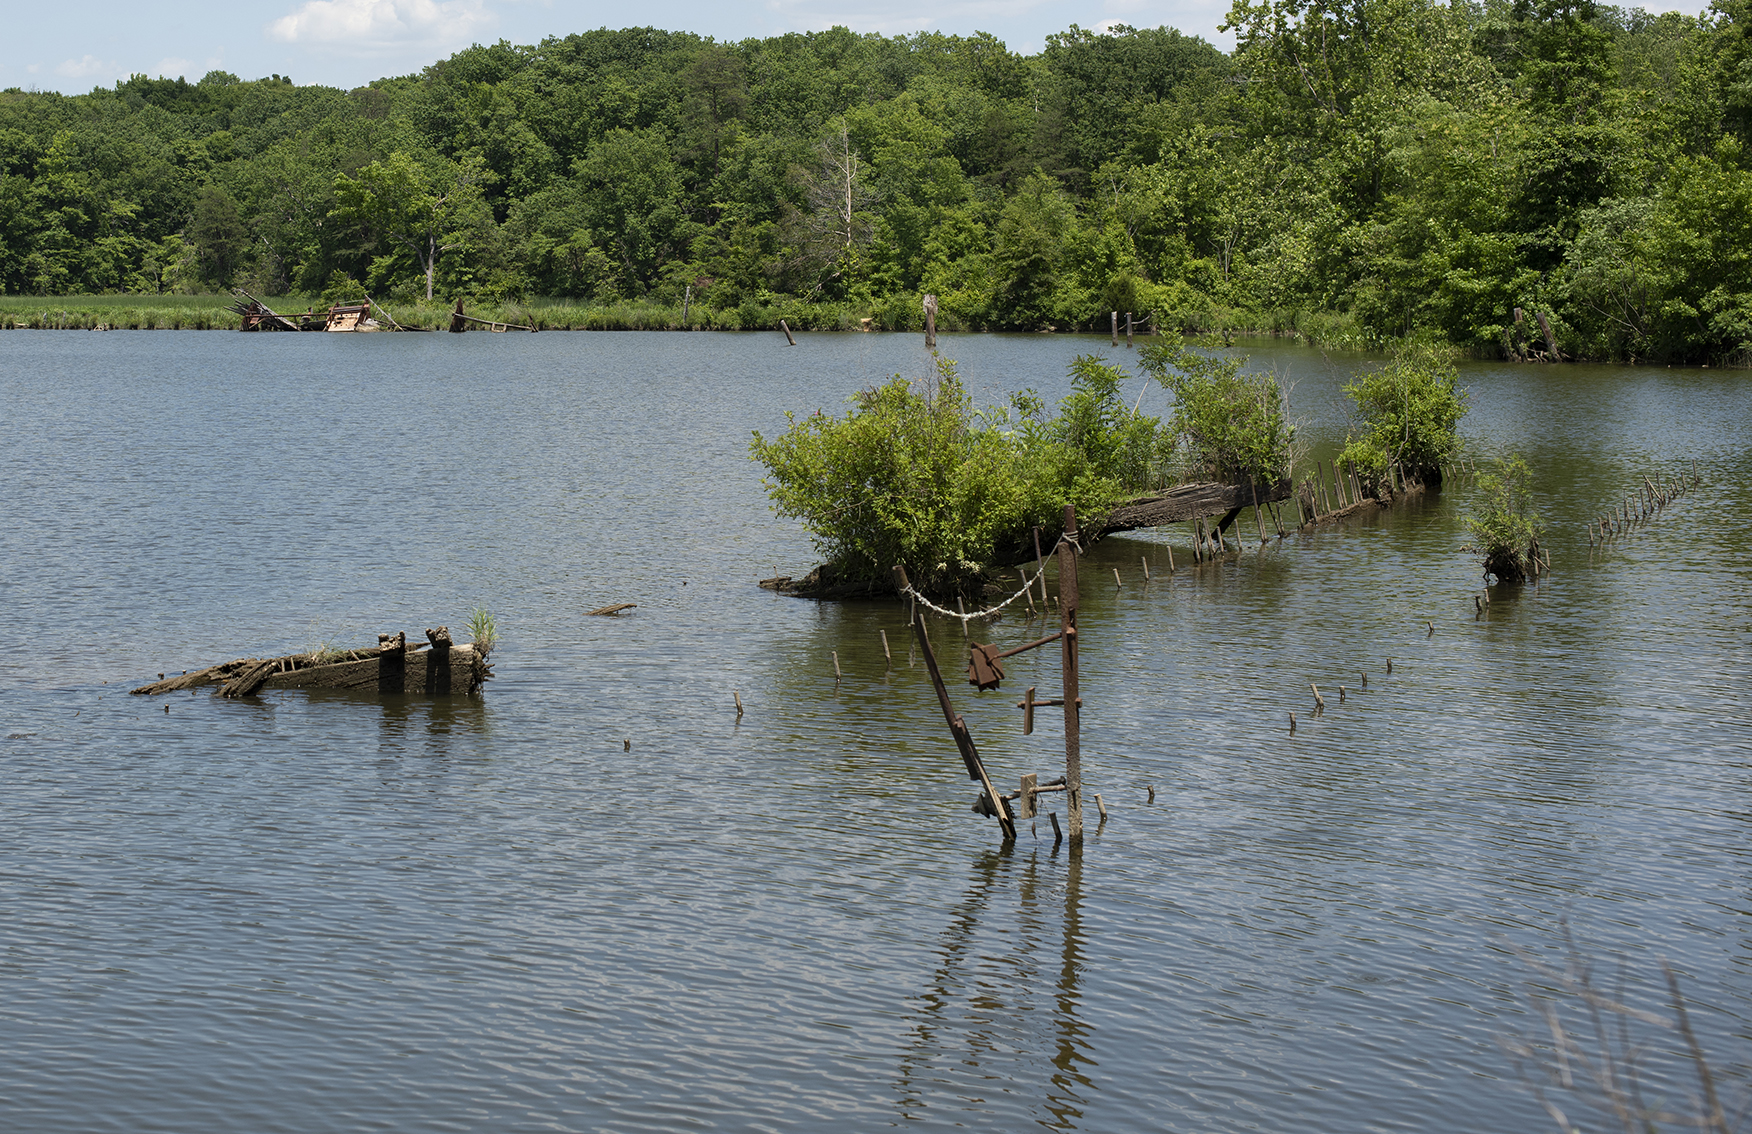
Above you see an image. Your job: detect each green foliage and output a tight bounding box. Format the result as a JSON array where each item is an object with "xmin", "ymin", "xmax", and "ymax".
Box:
[
  {"xmin": 749, "ymin": 354, "xmax": 1166, "ymax": 597},
  {"xmin": 1140, "ymin": 335, "xmax": 1292, "ymax": 486},
  {"xmin": 1339, "ymin": 342, "xmax": 1469, "ymax": 486},
  {"xmin": 1466, "ymin": 454, "xmax": 1541, "ymax": 582},
  {"xmin": 0, "ymin": 13, "xmax": 1747, "ymax": 360}
]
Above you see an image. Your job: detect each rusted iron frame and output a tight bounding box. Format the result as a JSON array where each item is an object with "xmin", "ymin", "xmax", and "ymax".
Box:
[{"xmin": 993, "ymin": 631, "xmax": 1062, "ymax": 660}]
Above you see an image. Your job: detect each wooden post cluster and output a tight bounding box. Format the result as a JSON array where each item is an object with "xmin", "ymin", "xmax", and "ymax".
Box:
[{"xmin": 1588, "ymin": 464, "xmax": 1700, "ymax": 550}]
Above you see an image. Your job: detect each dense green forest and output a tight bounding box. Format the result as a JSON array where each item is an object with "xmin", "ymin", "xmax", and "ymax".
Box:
[{"xmin": 3, "ymin": 0, "xmax": 1750, "ymax": 360}]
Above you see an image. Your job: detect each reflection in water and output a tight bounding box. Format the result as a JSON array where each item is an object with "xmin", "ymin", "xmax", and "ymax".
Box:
[{"xmin": 897, "ymin": 843, "xmax": 1094, "ymax": 1128}]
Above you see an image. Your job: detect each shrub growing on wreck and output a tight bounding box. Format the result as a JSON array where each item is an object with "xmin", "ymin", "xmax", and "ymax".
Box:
[
  {"xmin": 1139, "ymin": 335, "xmax": 1293, "ymax": 489},
  {"xmin": 1466, "ymin": 455, "xmax": 1541, "ymax": 582},
  {"xmin": 750, "ymin": 354, "xmax": 1169, "ymax": 599},
  {"xmin": 1337, "ymin": 343, "xmax": 1469, "ymax": 492}
]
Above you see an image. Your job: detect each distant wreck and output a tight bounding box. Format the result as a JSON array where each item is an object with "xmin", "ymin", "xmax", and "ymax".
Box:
[
  {"xmin": 230, "ymin": 289, "xmax": 422, "ymax": 332},
  {"xmin": 131, "ymin": 627, "xmax": 491, "ymax": 698}
]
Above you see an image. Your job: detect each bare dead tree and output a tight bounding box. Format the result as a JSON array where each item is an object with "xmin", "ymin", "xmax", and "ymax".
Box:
[{"xmin": 786, "ymin": 122, "xmax": 877, "ymax": 294}]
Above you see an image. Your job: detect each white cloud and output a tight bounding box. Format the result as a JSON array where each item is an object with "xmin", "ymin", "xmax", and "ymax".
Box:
[
  {"xmin": 267, "ymin": 0, "xmax": 493, "ymax": 50},
  {"xmin": 155, "ymin": 57, "xmax": 193, "ymax": 78},
  {"xmin": 56, "ymin": 55, "xmax": 118, "ymax": 79}
]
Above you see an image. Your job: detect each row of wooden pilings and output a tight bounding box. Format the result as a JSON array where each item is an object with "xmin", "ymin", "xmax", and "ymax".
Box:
[{"xmin": 1586, "ymin": 461, "xmax": 1700, "ymax": 550}]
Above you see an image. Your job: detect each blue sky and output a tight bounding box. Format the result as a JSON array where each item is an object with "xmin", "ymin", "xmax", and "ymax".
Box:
[{"xmin": 6, "ymin": 0, "xmax": 1716, "ymax": 96}]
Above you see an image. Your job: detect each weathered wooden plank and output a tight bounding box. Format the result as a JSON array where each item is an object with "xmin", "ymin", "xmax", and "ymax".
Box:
[
  {"xmin": 255, "ymin": 645, "xmax": 485, "ymax": 694},
  {"xmin": 1101, "ymin": 480, "xmax": 1291, "ymax": 533},
  {"xmin": 131, "ymin": 640, "xmax": 490, "ymax": 696}
]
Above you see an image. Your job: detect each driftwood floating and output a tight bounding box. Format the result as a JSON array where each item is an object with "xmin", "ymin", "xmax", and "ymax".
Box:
[
  {"xmin": 130, "ymin": 626, "xmax": 492, "ymax": 697},
  {"xmin": 585, "ymin": 603, "xmax": 637, "ymax": 616}
]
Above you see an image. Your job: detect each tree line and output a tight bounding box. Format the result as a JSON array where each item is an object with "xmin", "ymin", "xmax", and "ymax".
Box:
[{"xmin": 2, "ymin": 0, "xmax": 1749, "ymax": 360}]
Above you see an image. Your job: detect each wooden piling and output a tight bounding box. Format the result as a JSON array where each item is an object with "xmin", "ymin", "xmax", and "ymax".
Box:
[
  {"xmin": 1111, "ymin": 311, "xmax": 1118, "ymax": 347},
  {"xmin": 833, "ymin": 651, "xmax": 842, "ymax": 681},
  {"xmin": 1125, "ymin": 312, "xmax": 1134, "ymax": 348},
  {"xmin": 735, "ymin": 691, "xmax": 743, "ymax": 717},
  {"xmin": 780, "ymin": 319, "xmax": 796, "ymax": 346},
  {"xmin": 1113, "ymin": 567, "xmax": 1123, "ymax": 589},
  {"xmin": 1049, "ymin": 810, "xmax": 1063, "ymax": 845},
  {"xmin": 1165, "ymin": 544, "xmax": 1174, "ymax": 572},
  {"xmin": 922, "ymin": 294, "xmax": 938, "ymax": 352},
  {"xmin": 1095, "ymin": 793, "xmax": 1108, "ymax": 821},
  {"xmin": 1059, "ymin": 504, "xmax": 1084, "ymax": 841},
  {"xmin": 1023, "ymin": 686, "xmax": 1036, "ymax": 735},
  {"xmin": 1142, "ymin": 556, "xmax": 1151, "ymax": 581},
  {"xmin": 881, "ymin": 630, "xmax": 892, "ymax": 664},
  {"xmin": 1289, "ymin": 711, "xmax": 1297, "ymax": 733},
  {"xmin": 1311, "ymin": 683, "xmax": 1326, "ymax": 714}
]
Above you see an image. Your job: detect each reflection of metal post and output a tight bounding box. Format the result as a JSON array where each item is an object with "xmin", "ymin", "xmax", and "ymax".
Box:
[{"xmin": 1058, "ymin": 505, "xmax": 1083, "ymax": 841}]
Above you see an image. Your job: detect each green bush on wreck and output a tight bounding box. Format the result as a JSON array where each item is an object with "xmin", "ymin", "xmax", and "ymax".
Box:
[
  {"xmin": 1139, "ymin": 335, "xmax": 1293, "ymax": 489},
  {"xmin": 750, "ymin": 354, "xmax": 1170, "ymax": 600}
]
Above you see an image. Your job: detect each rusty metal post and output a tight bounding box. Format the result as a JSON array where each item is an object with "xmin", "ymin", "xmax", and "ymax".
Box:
[{"xmin": 1057, "ymin": 505, "xmax": 1083, "ymax": 841}]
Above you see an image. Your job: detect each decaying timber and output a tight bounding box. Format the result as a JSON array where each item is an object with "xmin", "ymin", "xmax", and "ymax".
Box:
[
  {"xmin": 1100, "ymin": 479, "xmax": 1291, "ymax": 535},
  {"xmin": 448, "ymin": 299, "xmax": 537, "ymax": 333},
  {"xmin": 230, "ymin": 289, "xmax": 422, "ymax": 332},
  {"xmin": 130, "ymin": 626, "xmax": 492, "ymax": 697}
]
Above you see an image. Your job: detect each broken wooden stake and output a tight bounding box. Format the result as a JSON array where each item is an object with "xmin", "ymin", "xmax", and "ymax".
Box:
[{"xmin": 779, "ymin": 319, "xmax": 796, "ymax": 346}]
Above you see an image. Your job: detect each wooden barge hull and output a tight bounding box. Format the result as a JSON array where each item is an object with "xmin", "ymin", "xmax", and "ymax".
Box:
[{"xmin": 132, "ymin": 636, "xmax": 491, "ymax": 698}]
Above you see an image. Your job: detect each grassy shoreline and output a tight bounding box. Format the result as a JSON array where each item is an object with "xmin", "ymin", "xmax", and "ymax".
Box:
[{"xmin": 0, "ymin": 293, "xmax": 1376, "ymax": 344}]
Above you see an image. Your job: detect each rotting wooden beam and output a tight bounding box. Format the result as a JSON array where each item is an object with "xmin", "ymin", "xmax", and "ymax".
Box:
[
  {"xmin": 131, "ymin": 636, "xmax": 491, "ymax": 696},
  {"xmin": 1100, "ymin": 479, "xmax": 1291, "ymax": 533}
]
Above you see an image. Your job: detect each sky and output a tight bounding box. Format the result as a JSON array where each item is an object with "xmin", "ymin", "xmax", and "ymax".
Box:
[{"xmin": 4, "ymin": 0, "xmax": 1718, "ymax": 96}]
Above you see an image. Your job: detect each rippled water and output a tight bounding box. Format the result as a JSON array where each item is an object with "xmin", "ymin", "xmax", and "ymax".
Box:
[{"xmin": 2, "ymin": 330, "xmax": 1749, "ymax": 1133}]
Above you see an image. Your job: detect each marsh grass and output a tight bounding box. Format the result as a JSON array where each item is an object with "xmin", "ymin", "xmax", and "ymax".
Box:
[
  {"xmin": 0, "ymin": 292, "xmax": 1378, "ymax": 342},
  {"xmin": 466, "ymin": 608, "xmax": 498, "ymax": 656}
]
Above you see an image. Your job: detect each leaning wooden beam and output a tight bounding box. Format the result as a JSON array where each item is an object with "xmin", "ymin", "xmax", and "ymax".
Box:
[
  {"xmin": 448, "ymin": 298, "xmax": 536, "ymax": 332},
  {"xmin": 894, "ymin": 564, "xmax": 1015, "ymax": 842}
]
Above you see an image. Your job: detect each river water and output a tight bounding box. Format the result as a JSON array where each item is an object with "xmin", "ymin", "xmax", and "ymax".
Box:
[{"xmin": 2, "ymin": 330, "xmax": 1748, "ymax": 1133}]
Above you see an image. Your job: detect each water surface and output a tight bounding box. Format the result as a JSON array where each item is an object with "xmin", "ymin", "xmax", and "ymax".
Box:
[{"xmin": 2, "ymin": 330, "xmax": 1749, "ymax": 1132}]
